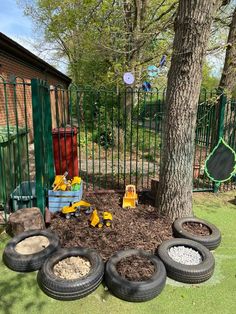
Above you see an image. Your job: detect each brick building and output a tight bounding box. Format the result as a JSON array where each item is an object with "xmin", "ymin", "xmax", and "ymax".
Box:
[{"xmin": 0, "ymin": 32, "xmax": 71, "ymax": 137}]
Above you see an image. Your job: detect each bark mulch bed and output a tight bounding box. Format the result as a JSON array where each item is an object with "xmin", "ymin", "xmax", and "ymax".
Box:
[
  {"xmin": 49, "ymin": 191, "xmax": 173, "ymax": 261},
  {"xmin": 183, "ymin": 222, "xmax": 211, "ymax": 236},
  {"xmin": 116, "ymin": 255, "xmax": 155, "ymax": 281}
]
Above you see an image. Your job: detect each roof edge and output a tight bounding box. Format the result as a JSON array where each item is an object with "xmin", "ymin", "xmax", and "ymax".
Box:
[{"xmin": 0, "ymin": 32, "xmax": 71, "ymax": 84}]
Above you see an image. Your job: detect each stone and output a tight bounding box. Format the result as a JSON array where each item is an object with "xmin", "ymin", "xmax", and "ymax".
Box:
[{"xmin": 8, "ymin": 207, "xmax": 45, "ymax": 236}]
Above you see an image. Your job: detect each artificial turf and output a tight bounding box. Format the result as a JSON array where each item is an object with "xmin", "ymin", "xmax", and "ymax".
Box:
[{"xmin": 0, "ymin": 191, "xmax": 236, "ymax": 314}]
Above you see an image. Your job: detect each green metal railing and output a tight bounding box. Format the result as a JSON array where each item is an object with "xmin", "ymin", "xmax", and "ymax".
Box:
[
  {"xmin": 66, "ymin": 86, "xmax": 165, "ymax": 190},
  {"xmin": 53, "ymin": 85, "xmax": 235, "ymax": 192},
  {"xmin": 0, "ymin": 77, "xmax": 34, "ymax": 220},
  {"xmin": 1, "ymin": 79, "xmax": 236, "ymax": 222}
]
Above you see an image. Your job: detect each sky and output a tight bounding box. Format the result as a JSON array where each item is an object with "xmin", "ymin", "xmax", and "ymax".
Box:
[
  {"xmin": 0, "ymin": 0, "xmax": 232, "ymax": 78},
  {"xmin": 0, "ymin": 0, "xmax": 67, "ymax": 73},
  {"xmin": 0, "ymin": 0, "xmax": 32, "ymax": 38}
]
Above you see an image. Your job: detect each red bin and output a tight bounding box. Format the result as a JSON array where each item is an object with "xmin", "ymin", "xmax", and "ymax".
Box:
[{"xmin": 52, "ymin": 127, "xmax": 79, "ymax": 178}]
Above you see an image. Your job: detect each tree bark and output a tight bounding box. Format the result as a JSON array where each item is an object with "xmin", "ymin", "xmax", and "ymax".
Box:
[
  {"xmin": 156, "ymin": 0, "xmax": 222, "ymax": 220},
  {"xmin": 219, "ymin": 7, "xmax": 236, "ymax": 94}
]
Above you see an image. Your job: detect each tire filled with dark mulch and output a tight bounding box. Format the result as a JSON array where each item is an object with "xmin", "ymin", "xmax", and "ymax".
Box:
[
  {"xmin": 37, "ymin": 247, "xmax": 104, "ymax": 301},
  {"xmin": 105, "ymin": 249, "xmax": 166, "ymax": 302},
  {"xmin": 3, "ymin": 229, "xmax": 60, "ymax": 272},
  {"xmin": 158, "ymin": 238, "xmax": 215, "ymax": 284},
  {"xmin": 173, "ymin": 217, "xmax": 221, "ymax": 250}
]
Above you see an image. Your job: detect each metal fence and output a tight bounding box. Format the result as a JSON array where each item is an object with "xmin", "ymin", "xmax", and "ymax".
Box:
[
  {"xmin": 68, "ymin": 86, "xmax": 236, "ymax": 192},
  {"xmin": 0, "ymin": 77, "xmax": 35, "ymax": 220},
  {"xmin": 68, "ymin": 86, "xmax": 165, "ymax": 191},
  {"xmin": 0, "ymin": 79, "xmax": 236, "ymax": 221}
]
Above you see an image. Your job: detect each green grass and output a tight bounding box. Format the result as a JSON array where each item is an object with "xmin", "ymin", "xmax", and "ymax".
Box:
[{"xmin": 1, "ymin": 192, "xmax": 236, "ymax": 314}]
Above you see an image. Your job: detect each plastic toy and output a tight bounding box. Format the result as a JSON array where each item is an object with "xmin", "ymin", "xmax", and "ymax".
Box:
[
  {"xmin": 61, "ymin": 200, "xmax": 91, "ymax": 219},
  {"xmin": 90, "ymin": 209, "xmax": 103, "ymax": 228},
  {"xmin": 122, "ymin": 185, "xmax": 138, "ymax": 208},
  {"xmin": 71, "ymin": 176, "xmax": 82, "ymax": 191},
  {"xmin": 53, "ymin": 172, "xmax": 68, "ymax": 191},
  {"xmin": 103, "ymin": 211, "xmax": 113, "ymax": 227},
  {"xmin": 90, "ymin": 210, "xmax": 113, "ymax": 228},
  {"xmin": 52, "ymin": 173, "xmax": 82, "ymax": 192}
]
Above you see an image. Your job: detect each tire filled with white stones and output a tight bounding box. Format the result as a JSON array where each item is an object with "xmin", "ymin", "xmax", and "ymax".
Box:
[{"xmin": 158, "ymin": 238, "xmax": 215, "ymax": 284}]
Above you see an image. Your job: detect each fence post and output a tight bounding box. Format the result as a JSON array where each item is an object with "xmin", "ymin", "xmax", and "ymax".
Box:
[
  {"xmin": 43, "ymin": 83, "xmax": 55, "ymax": 187},
  {"xmin": 31, "ymin": 79, "xmax": 54, "ymax": 214},
  {"xmin": 31, "ymin": 79, "xmax": 45, "ymax": 214},
  {"xmin": 213, "ymin": 90, "xmax": 227, "ymax": 193}
]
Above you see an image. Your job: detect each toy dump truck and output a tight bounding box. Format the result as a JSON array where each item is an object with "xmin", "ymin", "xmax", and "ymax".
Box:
[
  {"xmin": 90, "ymin": 210, "xmax": 113, "ymax": 228},
  {"xmin": 61, "ymin": 200, "xmax": 92, "ymax": 219},
  {"xmin": 122, "ymin": 185, "xmax": 138, "ymax": 208}
]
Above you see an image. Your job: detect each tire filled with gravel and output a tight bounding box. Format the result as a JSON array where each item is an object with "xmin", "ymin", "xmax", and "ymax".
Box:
[
  {"xmin": 37, "ymin": 247, "xmax": 104, "ymax": 300},
  {"xmin": 158, "ymin": 238, "xmax": 215, "ymax": 284}
]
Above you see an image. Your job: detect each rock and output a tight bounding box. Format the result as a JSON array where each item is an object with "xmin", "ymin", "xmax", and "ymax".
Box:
[{"xmin": 8, "ymin": 207, "xmax": 45, "ymax": 236}]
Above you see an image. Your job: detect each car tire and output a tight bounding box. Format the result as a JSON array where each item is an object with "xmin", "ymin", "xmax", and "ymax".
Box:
[
  {"xmin": 105, "ymin": 249, "xmax": 166, "ymax": 302},
  {"xmin": 173, "ymin": 217, "xmax": 221, "ymax": 250},
  {"xmin": 37, "ymin": 247, "xmax": 104, "ymax": 300},
  {"xmin": 158, "ymin": 238, "xmax": 215, "ymax": 284},
  {"xmin": 3, "ymin": 229, "xmax": 60, "ymax": 272}
]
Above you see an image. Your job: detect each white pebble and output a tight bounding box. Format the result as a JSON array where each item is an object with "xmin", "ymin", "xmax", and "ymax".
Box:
[{"xmin": 168, "ymin": 246, "xmax": 202, "ymax": 265}]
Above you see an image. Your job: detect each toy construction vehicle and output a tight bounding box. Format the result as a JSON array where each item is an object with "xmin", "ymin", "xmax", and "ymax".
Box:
[
  {"xmin": 90, "ymin": 209, "xmax": 113, "ymax": 228},
  {"xmin": 52, "ymin": 173, "xmax": 82, "ymax": 192},
  {"xmin": 53, "ymin": 172, "xmax": 68, "ymax": 191},
  {"xmin": 61, "ymin": 200, "xmax": 92, "ymax": 219},
  {"xmin": 122, "ymin": 184, "xmax": 138, "ymax": 208}
]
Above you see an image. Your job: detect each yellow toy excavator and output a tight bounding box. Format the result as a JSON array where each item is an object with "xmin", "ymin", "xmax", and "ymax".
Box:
[
  {"xmin": 122, "ymin": 185, "xmax": 138, "ymax": 208},
  {"xmin": 61, "ymin": 200, "xmax": 92, "ymax": 219},
  {"xmin": 90, "ymin": 210, "xmax": 113, "ymax": 228}
]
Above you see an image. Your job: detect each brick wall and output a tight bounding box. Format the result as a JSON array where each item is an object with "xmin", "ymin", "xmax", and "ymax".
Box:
[{"xmin": 0, "ymin": 53, "xmax": 70, "ymax": 140}]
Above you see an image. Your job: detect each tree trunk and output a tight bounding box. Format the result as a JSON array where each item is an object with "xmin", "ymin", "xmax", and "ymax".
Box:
[
  {"xmin": 219, "ymin": 7, "xmax": 236, "ymax": 94},
  {"xmin": 156, "ymin": 0, "xmax": 222, "ymax": 220}
]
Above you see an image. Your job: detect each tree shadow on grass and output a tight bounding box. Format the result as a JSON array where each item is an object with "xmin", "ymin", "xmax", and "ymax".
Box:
[{"xmin": 0, "ymin": 259, "xmax": 47, "ymax": 314}]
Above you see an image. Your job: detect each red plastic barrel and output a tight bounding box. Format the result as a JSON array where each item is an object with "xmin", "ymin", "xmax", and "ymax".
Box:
[{"xmin": 52, "ymin": 127, "xmax": 79, "ymax": 178}]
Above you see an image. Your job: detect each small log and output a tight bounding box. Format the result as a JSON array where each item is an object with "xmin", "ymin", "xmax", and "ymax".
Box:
[
  {"xmin": 150, "ymin": 178, "xmax": 159, "ymax": 198},
  {"xmin": 45, "ymin": 207, "xmax": 51, "ymax": 224},
  {"xmin": 8, "ymin": 207, "xmax": 45, "ymax": 236}
]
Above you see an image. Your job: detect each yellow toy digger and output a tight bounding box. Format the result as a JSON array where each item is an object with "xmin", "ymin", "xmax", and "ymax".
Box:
[
  {"xmin": 61, "ymin": 200, "xmax": 92, "ymax": 219},
  {"xmin": 90, "ymin": 209, "xmax": 113, "ymax": 228},
  {"xmin": 122, "ymin": 185, "xmax": 138, "ymax": 208}
]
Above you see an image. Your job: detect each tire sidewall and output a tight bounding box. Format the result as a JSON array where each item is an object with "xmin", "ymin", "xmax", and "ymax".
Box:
[
  {"xmin": 38, "ymin": 247, "xmax": 104, "ymax": 291},
  {"xmin": 158, "ymin": 238, "xmax": 215, "ymax": 274},
  {"xmin": 173, "ymin": 217, "xmax": 221, "ymax": 249},
  {"xmin": 3, "ymin": 229, "xmax": 60, "ymax": 263},
  {"xmin": 105, "ymin": 249, "xmax": 166, "ymax": 292}
]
